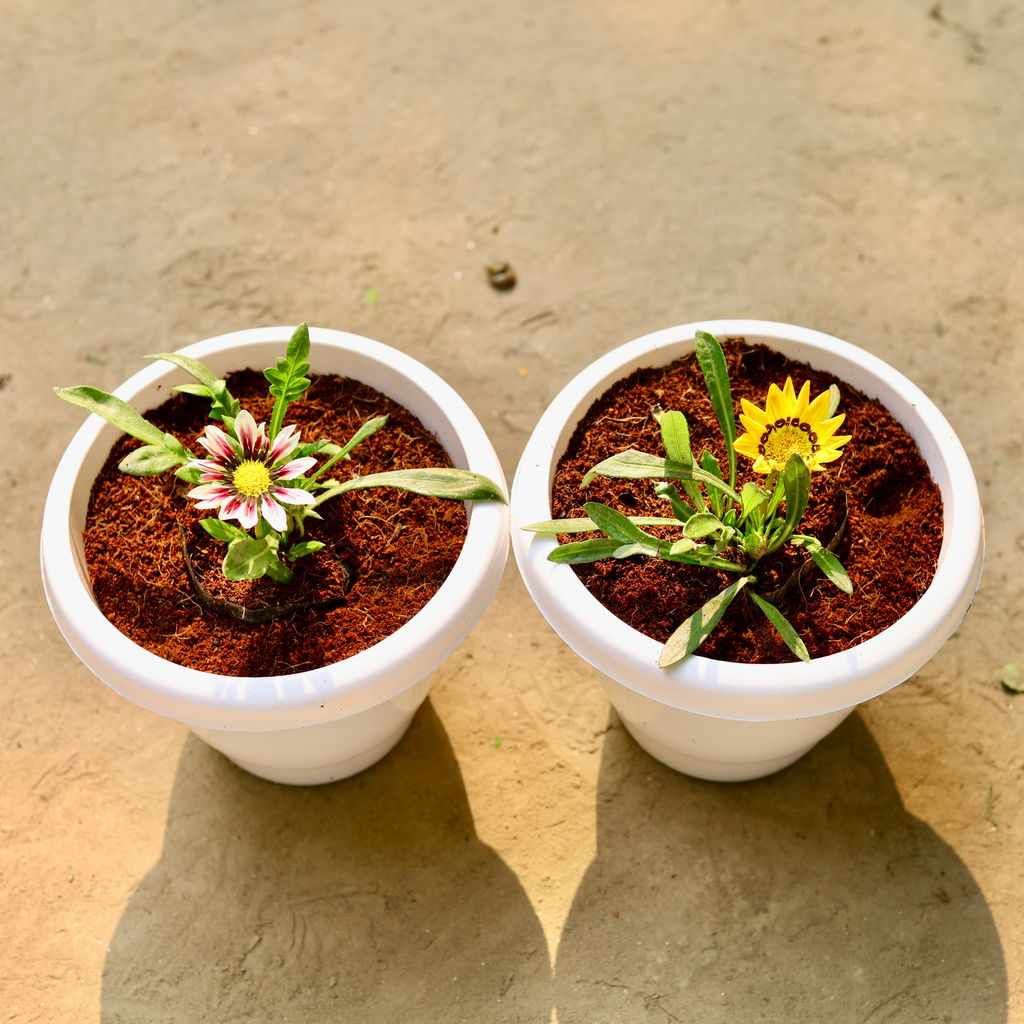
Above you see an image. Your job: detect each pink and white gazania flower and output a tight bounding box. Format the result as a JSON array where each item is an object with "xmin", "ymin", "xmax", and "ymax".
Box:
[{"xmin": 186, "ymin": 409, "xmax": 318, "ymax": 532}]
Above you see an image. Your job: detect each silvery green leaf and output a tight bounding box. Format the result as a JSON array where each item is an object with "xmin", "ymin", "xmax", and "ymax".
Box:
[
  {"xmin": 223, "ymin": 537, "xmax": 277, "ymax": 581},
  {"xmin": 669, "ymin": 537, "xmax": 699, "ymax": 556},
  {"xmin": 682, "ymin": 513, "xmax": 723, "ymax": 540},
  {"xmin": 117, "ymin": 444, "xmax": 186, "ymax": 476},
  {"xmin": 322, "ymin": 469, "xmax": 505, "ymax": 503},
  {"xmin": 582, "ymin": 449, "xmax": 740, "ymax": 503},
  {"xmin": 547, "ymin": 538, "xmax": 624, "ymax": 564},
  {"xmin": 287, "ymin": 540, "xmax": 326, "ymax": 561},
  {"xmin": 748, "ymin": 591, "xmax": 810, "ymax": 662},
  {"xmin": 659, "ymin": 575, "xmax": 752, "ymax": 668},
  {"xmin": 55, "ymin": 386, "xmax": 166, "ymax": 447},
  {"xmin": 524, "ymin": 516, "xmax": 679, "ymax": 535},
  {"xmin": 146, "ymin": 351, "xmax": 222, "ymax": 389},
  {"xmin": 827, "ymin": 384, "xmax": 842, "ymax": 417},
  {"xmin": 779, "ymin": 453, "xmax": 811, "ymax": 542},
  {"xmin": 199, "ymin": 518, "xmax": 249, "ymax": 542}
]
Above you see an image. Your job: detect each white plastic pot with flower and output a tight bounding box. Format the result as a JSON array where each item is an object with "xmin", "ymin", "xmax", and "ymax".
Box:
[
  {"xmin": 41, "ymin": 325, "xmax": 509, "ymax": 785},
  {"xmin": 511, "ymin": 319, "xmax": 984, "ymax": 782}
]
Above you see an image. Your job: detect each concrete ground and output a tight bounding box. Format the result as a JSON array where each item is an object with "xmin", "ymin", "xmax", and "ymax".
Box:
[{"xmin": 3, "ymin": 1, "xmax": 1022, "ymax": 1021}]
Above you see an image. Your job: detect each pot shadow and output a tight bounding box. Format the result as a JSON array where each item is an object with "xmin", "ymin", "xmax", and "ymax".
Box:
[
  {"xmin": 101, "ymin": 701, "xmax": 551, "ymax": 1023},
  {"xmin": 554, "ymin": 713, "xmax": 1007, "ymax": 1024}
]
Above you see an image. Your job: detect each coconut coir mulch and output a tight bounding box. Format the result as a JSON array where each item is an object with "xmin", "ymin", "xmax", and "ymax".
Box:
[
  {"xmin": 83, "ymin": 371, "xmax": 468, "ymax": 676},
  {"xmin": 550, "ymin": 340, "xmax": 944, "ymax": 664}
]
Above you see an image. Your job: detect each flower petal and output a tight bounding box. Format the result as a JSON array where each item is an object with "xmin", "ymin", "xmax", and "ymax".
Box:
[
  {"xmin": 270, "ymin": 485, "xmax": 316, "ymax": 506},
  {"xmin": 260, "ymin": 494, "xmax": 287, "ymax": 532},
  {"xmin": 234, "ymin": 410, "xmax": 259, "ymax": 458},
  {"xmin": 273, "ymin": 455, "xmax": 317, "ymax": 481},
  {"xmin": 188, "ymin": 482, "xmax": 232, "ymax": 502},
  {"xmin": 198, "ymin": 424, "xmax": 235, "ymax": 462},
  {"xmin": 739, "ymin": 397, "xmax": 770, "ymax": 426},
  {"xmin": 267, "ymin": 424, "xmax": 300, "ymax": 465},
  {"xmin": 794, "ymin": 381, "xmax": 811, "ymax": 415}
]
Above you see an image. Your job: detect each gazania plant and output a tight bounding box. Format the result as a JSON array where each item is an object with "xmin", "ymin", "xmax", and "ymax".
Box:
[
  {"xmin": 56, "ymin": 323, "xmax": 504, "ymax": 589},
  {"xmin": 524, "ymin": 330, "xmax": 854, "ymax": 667}
]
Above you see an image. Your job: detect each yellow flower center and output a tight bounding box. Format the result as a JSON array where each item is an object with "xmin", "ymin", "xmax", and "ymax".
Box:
[
  {"xmin": 232, "ymin": 460, "xmax": 272, "ymax": 497},
  {"xmin": 759, "ymin": 418, "xmax": 818, "ymax": 465}
]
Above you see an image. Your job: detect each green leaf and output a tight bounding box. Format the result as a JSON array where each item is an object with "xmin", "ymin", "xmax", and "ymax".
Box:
[
  {"xmin": 653, "ymin": 482, "xmax": 696, "ymax": 522},
  {"xmin": 55, "ymin": 386, "xmax": 167, "ymax": 447},
  {"xmin": 265, "ymin": 559, "xmax": 295, "ymax": 584},
  {"xmin": 117, "ymin": 444, "xmax": 187, "ymax": 476},
  {"xmin": 790, "ymin": 534, "xmax": 854, "ymax": 594},
  {"xmin": 748, "ymin": 591, "xmax": 810, "ymax": 662},
  {"xmin": 265, "ymin": 323, "xmax": 313, "ymax": 437},
  {"xmin": 222, "ymin": 536, "xmax": 277, "ymax": 581},
  {"xmin": 310, "ymin": 416, "xmax": 390, "ymax": 482},
  {"xmin": 319, "ymin": 469, "xmax": 505, "ymax": 503},
  {"xmin": 547, "ymin": 538, "xmax": 625, "ymax": 564},
  {"xmin": 523, "ymin": 515, "xmax": 679, "ymax": 535},
  {"xmin": 780, "ymin": 453, "xmax": 811, "ymax": 539},
  {"xmin": 682, "ymin": 513, "xmax": 723, "ymax": 540},
  {"xmin": 199, "ymin": 518, "xmax": 249, "ymax": 543},
  {"xmin": 172, "ymin": 382, "xmax": 215, "ymax": 398},
  {"xmin": 669, "ymin": 537, "xmax": 699, "ymax": 556},
  {"xmin": 694, "ymin": 330, "xmax": 737, "ymax": 487},
  {"xmin": 740, "ymin": 482, "xmax": 768, "ymax": 523},
  {"xmin": 653, "ymin": 408, "xmax": 693, "ymax": 466},
  {"xmin": 584, "ymin": 501, "xmax": 662, "ymax": 548},
  {"xmin": 659, "ymin": 575, "xmax": 752, "ymax": 668},
  {"xmin": 175, "ymin": 465, "xmax": 202, "ymax": 484},
  {"xmin": 581, "ymin": 449, "xmax": 740, "ymax": 503},
  {"xmin": 146, "ymin": 352, "xmax": 222, "ymax": 389},
  {"xmin": 827, "ymin": 384, "xmax": 842, "ymax": 418},
  {"xmin": 286, "ymin": 540, "xmax": 326, "ymax": 561}
]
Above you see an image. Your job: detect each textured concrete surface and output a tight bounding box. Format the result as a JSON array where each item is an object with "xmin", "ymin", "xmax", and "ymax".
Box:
[{"xmin": 3, "ymin": 1, "xmax": 1022, "ymax": 1021}]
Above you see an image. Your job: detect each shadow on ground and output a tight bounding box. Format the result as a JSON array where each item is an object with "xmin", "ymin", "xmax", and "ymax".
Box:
[
  {"xmin": 555, "ymin": 713, "xmax": 1007, "ymax": 1024},
  {"xmin": 101, "ymin": 701, "xmax": 551, "ymax": 1023}
]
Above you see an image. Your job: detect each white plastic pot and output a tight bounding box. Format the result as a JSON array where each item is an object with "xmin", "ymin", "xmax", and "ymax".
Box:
[
  {"xmin": 41, "ymin": 326, "xmax": 509, "ymax": 785},
  {"xmin": 511, "ymin": 320, "xmax": 984, "ymax": 782}
]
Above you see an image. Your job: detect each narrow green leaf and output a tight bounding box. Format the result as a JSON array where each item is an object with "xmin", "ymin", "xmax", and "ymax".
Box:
[
  {"xmin": 748, "ymin": 591, "xmax": 810, "ymax": 662},
  {"xmin": 682, "ymin": 512, "xmax": 723, "ymax": 539},
  {"xmin": 790, "ymin": 534, "xmax": 854, "ymax": 594},
  {"xmin": 199, "ymin": 518, "xmax": 249, "ymax": 543},
  {"xmin": 659, "ymin": 575, "xmax": 752, "ymax": 668},
  {"xmin": 524, "ymin": 516, "xmax": 679, "ymax": 535},
  {"xmin": 172, "ymin": 382, "xmax": 214, "ymax": 398},
  {"xmin": 653, "ymin": 482, "xmax": 697, "ymax": 522},
  {"xmin": 266, "ymin": 323, "xmax": 313, "ymax": 437},
  {"xmin": 223, "ymin": 537, "xmax": 277, "ymax": 580},
  {"xmin": 320, "ymin": 469, "xmax": 505, "ymax": 503},
  {"xmin": 582, "ymin": 449, "xmax": 740, "ymax": 503},
  {"xmin": 286, "ymin": 540, "xmax": 326, "ymax": 561},
  {"xmin": 547, "ymin": 538, "xmax": 625, "ymax": 564},
  {"xmin": 584, "ymin": 501, "xmax": 662, "ymax": 548},
  {"xmin": 740, "ymin": 482, "xmax": 768, "ymax": 523},
  {"xmin": 781, "ymin": 453, "xmax": 811, "ymax": 538},
  {"xmin": 55, "ymin": 386, "xmax": 166, "ymax": 447},
  {"xmin": 827, "ymin": 384, "xmax": 842, "ymax": 417},
  {"xmin": 146, "ymin": 352, "xmax": 221, "ymax": 389},
  {"xmin": 117, "ymin": 445, "xmax": 187, "ymax": 476},
  {"xmin": 694, "ymin": 330, "xmax": 737, "ymax": 487}
]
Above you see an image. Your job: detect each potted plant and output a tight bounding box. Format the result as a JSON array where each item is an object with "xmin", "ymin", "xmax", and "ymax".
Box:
[
  {"xmin": 41, "ymin": 324, "xmax": 509, "ymax": 785},
  {"xmin": 511, "ymin": 319, "xmax": 984, "ymax": 781}
]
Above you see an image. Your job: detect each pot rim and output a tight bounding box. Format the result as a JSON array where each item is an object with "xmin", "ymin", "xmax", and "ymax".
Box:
[
  {"xmin": 510, "ymin": 318, "xmax": 984, "ymax": 721},
  {"xmin": 41, "ymin": 325, "xmax": 509, "ymax": 731}
]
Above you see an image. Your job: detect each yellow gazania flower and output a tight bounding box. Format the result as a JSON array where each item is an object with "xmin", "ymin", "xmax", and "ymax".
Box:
[{"xmin": 733, "ymin": 377, "xmax": 852, "ymax": 473}]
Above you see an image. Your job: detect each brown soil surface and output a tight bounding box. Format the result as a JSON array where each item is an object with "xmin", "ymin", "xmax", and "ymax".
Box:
[
  {"xmin": 550, "ymin": 340, "xmax": 943, "ymax": 662},
  {"xmin": 83, "ymin": 370, "xmax": 468, "ymax": 676}
]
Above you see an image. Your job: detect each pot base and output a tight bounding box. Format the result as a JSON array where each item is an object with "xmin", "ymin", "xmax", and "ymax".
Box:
[
  {"xmin": 190, "ymin": 673, "xmax": 434, "ymax": 785},
  {"xmin": 603, "ymin": 678, "xmax": 853, "ymax": 782}
]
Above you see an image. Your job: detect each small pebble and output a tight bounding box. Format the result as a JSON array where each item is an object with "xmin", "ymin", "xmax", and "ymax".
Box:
[{"xmin": 486, "ymin": 262, "xmax": 517, "ymax": 291}]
